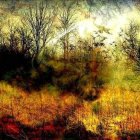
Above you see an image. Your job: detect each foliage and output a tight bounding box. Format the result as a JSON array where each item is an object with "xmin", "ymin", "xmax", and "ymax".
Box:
[{"xmin": 0, "ymin": 0, "xmax": 140, "ymax": 139}]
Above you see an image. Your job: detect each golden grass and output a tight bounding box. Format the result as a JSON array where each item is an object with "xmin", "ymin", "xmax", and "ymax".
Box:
[
  {"xmin": 0, "ymin": 81, "xmax": 140, "ymax": 139},
  {"xmin": 0, "ymin": 82, "xmax": 78, "ymax": 126}
]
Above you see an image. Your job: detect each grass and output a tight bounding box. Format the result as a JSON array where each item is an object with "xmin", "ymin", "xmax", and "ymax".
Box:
[
  {"xmin": 0, "ymin": 54, "xmax": 140, "ymax": 139},
  {"xmin": 0, "ymin": 82, "xmax": 78, "ymax": 126},
  {"xmin": 0, "ymin": 80, "xmax": 140, "ymax": 139}
]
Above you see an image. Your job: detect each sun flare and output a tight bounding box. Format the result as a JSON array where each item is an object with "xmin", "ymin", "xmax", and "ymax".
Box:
[
  {"xmin": 77, "ymin": 19, "xmax": 96, "ymax": 38},
  {"xmin": 76, "ymin": 10, "xmax": 130, "ymax": 41}
]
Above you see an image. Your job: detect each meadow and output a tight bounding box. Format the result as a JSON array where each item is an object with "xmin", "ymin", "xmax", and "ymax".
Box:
[{"xmin": 0, "ymin": 0, "xmax": 140, "ymax": 139}]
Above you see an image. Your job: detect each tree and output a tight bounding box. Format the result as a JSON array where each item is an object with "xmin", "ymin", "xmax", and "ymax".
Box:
[
  {"xmin": 17, "ymin": 27, "xmax": 33, "ymax": 57},
  {"xmin": 121, "ymin": 21, "xmax": 140, "ymax": 71},
  {"xmin": 58, "ymin": 2, "xmax": 76, "ymax": 62},
  {"xmin": 25, "ymin": 2, "xmax": 55, "ymax": 64},
  {"xmin": 76, "ymin": 29, "xmax": 106, "ymax": 62}
]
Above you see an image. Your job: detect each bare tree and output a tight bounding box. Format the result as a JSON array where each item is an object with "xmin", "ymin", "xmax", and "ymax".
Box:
[
  {"xmin": 58, "ymin": 2, "xmax": 76, "ymax": 63},
  {"xmin": 17, "ymin": 27, "xmax": 33, "ymax": 57},
  {"xmin": 25, "ymin": 2, "xmax": 55, "ymax": 64}
]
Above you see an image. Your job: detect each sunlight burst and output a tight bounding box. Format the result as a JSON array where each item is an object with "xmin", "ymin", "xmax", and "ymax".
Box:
[{"xmin": 77, "ymin": 19, "xmax": 96, "ymax": 38}]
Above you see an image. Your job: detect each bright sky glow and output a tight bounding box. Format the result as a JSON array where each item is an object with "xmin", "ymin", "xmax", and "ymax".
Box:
[
  {"xmin": 50, "ymin": 14, "xmax": 128, "ymax": 45},
  {"xmin": 76, "ymin": 13, "xmax": 128, "ymax": 44},
  {"xmin": 78, "ymin": 19, "xmax": 97, "ymax": 38},
  {"xmin": 48, "ymin": 6, "xmax": 140, "ymax": 46}
]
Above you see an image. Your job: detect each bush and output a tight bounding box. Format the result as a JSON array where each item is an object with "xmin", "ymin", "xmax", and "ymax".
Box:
[{"xmin": 0, "ymin": 45, "xmax": 32, "ymax": 80}]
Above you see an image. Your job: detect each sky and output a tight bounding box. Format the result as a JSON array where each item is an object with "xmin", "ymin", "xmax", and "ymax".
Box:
[
  {"xmin": 0, "ymin": 0, "xmax": 140, "ymax": 46},
  {"xmin": 76, "ymin": 0, "xmax": 140, "ymax": 45}
]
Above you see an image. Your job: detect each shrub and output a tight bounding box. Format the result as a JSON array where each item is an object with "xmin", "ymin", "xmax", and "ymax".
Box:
[{"xmin": 0, "ymin": 45, "xmax": 32, "ymax": 80}]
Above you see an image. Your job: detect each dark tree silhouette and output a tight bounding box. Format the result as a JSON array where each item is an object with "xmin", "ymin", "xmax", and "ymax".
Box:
[{"xmin": 17, "ymin": 27, "xmax": 33, "ymax": 57}]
